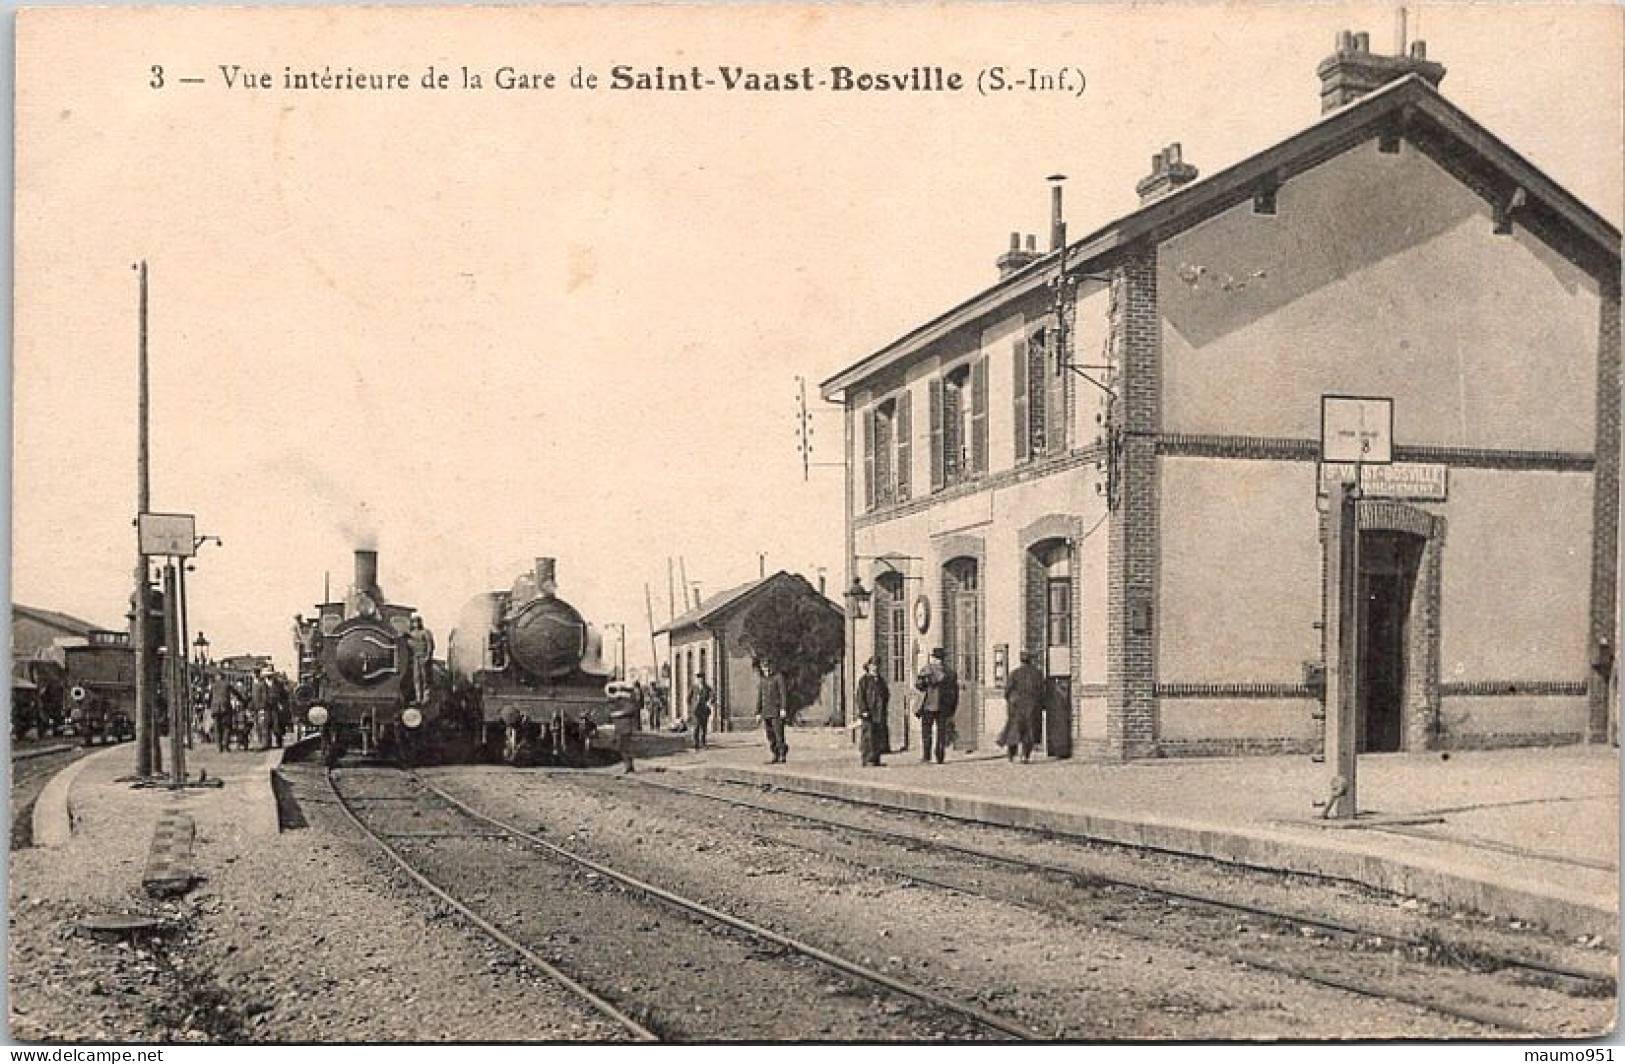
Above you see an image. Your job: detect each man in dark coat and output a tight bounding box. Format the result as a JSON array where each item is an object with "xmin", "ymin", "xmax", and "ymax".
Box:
[
  {"xmin": 688, "ymin": 672, "xmax": 714, "ymax": 750},
  {"xmin": 914, "ymin": 648, "xmax": 959, "ymax": 764},
  {"xmin": 857, "ymin": 658, "xmax": 889, "ymax": 767},
  {"xmin": 209, "ymin": 672, "xmax": 233, "ymax": 753},
  {"xmin": 756, "ymin": 662, "xmax": 789, "ymax": 764},
  {"xmin": 999, "ymin": 651, "xmax": 1045, "ymax": 762}
]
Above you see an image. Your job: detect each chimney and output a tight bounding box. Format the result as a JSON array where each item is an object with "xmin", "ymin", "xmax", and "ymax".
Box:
[
  {"xmin": 534, "ymin": 557, "xmax": 558, "ymax": 598},
  {"xmin": 1048, "ymin": 174, "xmax": 1068, "ymax": 251},
  {"xmin": 1316, "ymin": 28, "xmax": 1446, "ymax": 114},
  {"xmin": 354, "ymin": 550, "xmax": 380, "ymax": 597},
  {"xmin": 996, "ymin": 231, "xmax": 1042, "ymax": 279},
  {"xmin": 1135, "ymin": 143, "xmax": 1199, "ymax": 205}
]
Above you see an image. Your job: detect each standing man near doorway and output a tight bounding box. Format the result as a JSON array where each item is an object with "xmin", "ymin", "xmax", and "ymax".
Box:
[{"xmin": 914, "ymin": 648, "xmax": 959, "ymax": 764}]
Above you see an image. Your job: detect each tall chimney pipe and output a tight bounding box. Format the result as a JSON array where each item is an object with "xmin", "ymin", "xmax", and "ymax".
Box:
[
  {"xmin": 1048, "ymin": 174, "xmax": 1067, "ymax": 252},
  {"xmin": 354, "ymin": 550, "xmax": 379, "ymax": 595},
  {"xmin": 534, "ymin": 557, "xmax": 558, "ymax": 598}
]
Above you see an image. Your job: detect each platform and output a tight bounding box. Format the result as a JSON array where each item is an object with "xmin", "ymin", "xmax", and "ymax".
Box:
[{"xmin": 663, "ymin": 726, "xmax": 1620, "ymax": 943}]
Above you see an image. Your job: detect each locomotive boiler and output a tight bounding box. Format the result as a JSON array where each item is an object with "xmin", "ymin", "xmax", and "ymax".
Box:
[
  {"xmin": 294, "ymin": 549, "xmax": 436, "ymax": 758},
  {"xmin": 447, "ymin": 557, "xmax": 614, "ymax": 764}
]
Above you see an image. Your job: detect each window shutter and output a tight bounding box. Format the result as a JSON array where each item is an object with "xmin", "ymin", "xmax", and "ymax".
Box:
[
  {"xmin": 970, "ymin": 356, "xmax": 988, "ymax": 475},
  {"xmin": 862, "ymin": 406, "xmax": 876, "ymax": 511},
  {"xmin": 895, "ymin": 391, "xmax": 912, "ymax": 502},
  {"xmin": 928, "ymin": 378, "xmax": 945, "ymax": 492},
  {"xmin": 1045, "ymin": 331, "xmax": 1067, "ymax": 454},
  {"xmin": 1012, "ymin": 337, "xmax": 1029, "ymax": 463}
]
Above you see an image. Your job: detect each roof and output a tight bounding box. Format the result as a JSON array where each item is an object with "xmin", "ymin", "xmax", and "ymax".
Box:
[
  {"xmin": 821, "ymin": 74, "xmax": 1621, "ymax": 399},
  {"xmin": 654, "ymin": 571, "xmax": 841, "ymax": 637},
  {"xmin": 12, "ymin": 604, "xmax": 102, "ymax": 637}
]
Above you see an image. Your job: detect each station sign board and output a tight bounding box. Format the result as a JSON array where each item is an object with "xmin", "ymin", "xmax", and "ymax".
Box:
[
  {"xmin": 1318, "ymin": 462, "xmax": 1448, "ymax": 501},
  {"xmin": 1320, "ymin": 395, "xmax": 1393, "ymax": 464},
  {"xmin": 137, "ymin": 512, "xmax": 196, "ymax": 557}
]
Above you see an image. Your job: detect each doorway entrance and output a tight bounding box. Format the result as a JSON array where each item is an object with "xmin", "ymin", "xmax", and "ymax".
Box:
[
  {"xmin": 942, "ymin": 557, "xmax": 980, "ymax": 750},
  {"xmin": 1357, "ymin": 530, "xmax": 1424, "ymax": 753}
]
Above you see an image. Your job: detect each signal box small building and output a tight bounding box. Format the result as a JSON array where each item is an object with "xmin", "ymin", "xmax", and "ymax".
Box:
[{"xmin": 822, "ymin": 35, "xmax": 1619, "ymax": 759}]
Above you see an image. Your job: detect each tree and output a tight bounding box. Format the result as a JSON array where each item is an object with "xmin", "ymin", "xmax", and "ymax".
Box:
[{"xmin": 737, "ymin": 579, "xmax": 844, "ymax": 719}]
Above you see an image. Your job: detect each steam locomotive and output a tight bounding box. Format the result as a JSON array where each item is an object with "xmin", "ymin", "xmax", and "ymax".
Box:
[
  {"xmin": 293, "ymin": 549, "xmax": 437, "ymax": 760},
  {"xmin": 447, "ymin": 557, "xmax": 616, "ymax": 765}
]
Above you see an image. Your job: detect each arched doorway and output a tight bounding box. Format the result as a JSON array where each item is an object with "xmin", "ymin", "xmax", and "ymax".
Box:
[
  {"xmin": 1026, "ymin": 538, "xmax": 1074, "ymax": 758},
  {"xmin": 871, "ymin": 570, "xmax": 911, "ymax": 752},
  {"xmin": 941, "ymin": 556, "xmax": 981, "ymax": 750}
]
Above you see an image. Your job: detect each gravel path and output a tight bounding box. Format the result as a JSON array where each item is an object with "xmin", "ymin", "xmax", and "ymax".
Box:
[
  {"xmin": 429, "ymin": 765, "xmax": 1514, "ymax": 1040},
  {"xmin": 334, "ymin": 766, "xmax": 1013, "ymax": 1041},
  {"xmin": 8, "ymin": 758, "xmax": 629, "ymax": 1043}
]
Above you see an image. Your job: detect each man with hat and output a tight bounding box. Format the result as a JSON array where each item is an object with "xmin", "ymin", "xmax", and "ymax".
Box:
[
  {"xmin": 756, "ymin": 661, "xmax": 789, "ymax": 764},
  {"xmin": 688, "ymin": 671, "xmax": 715, "ymax": 750},
  {"xmin": 857, "ymin": 658, "xmax": 889, "ymax": 767},
  {"xmin": 914, "ymin": 648, "xmax": 959, "ymax": 764},
  {"xmin": 999, "ymin": 650, "xmax": 1045, "ymax": 763}
]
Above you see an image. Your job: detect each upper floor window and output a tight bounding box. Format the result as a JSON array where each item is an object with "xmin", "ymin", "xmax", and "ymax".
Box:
[
  {"xmin": 929, "ymin": 357, "xmax": 986, "ymax": 491},
  {"xmin": 1014, "ymin": 326, "xmax": 1068, "ymax": 462},
  {"xmin": 863, "ymin": 392, "xmax": 912, "ymax": 511}
]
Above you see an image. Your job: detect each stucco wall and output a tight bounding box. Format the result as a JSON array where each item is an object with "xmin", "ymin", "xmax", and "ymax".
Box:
[
  {"xmin": 1435, "ymin": 468, "xmax": 1594, "ymax": 683},
  {"xmin": 1160, "ymin": 139, "xmax": 1601, "ymax": 453},
  {"xmin": 1158, "ymin": 457, "xmax": 1322, "ymax": 683}
]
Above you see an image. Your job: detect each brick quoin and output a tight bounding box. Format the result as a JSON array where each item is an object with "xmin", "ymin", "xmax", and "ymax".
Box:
[
  {"xmin": 1106, "ymin": 249, "xmax": 1161, "ymax": 760},
  {"xmin": 1590, "ymin": 273, "xmax": 1621, "ymax": 742}
]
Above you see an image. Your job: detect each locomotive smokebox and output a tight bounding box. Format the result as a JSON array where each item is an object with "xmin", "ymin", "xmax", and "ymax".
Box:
[
  {"xmin": 355, "ymin": 549, "xmax": 381, "ymax": 598},
  {"xmin": 534, "ymin": 557, "xmax": 557, "ymax": 598}
]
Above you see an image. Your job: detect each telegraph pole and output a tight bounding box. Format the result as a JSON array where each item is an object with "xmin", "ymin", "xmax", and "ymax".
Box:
[{"xmin": 132, "ymin": 261, "xmax": 154, "ymax": 778}]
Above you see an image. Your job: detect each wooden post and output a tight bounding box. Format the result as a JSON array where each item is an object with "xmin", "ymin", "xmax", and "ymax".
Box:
[
  {"xmin": 164, "ymin": 563, "xmax": 187, "ymax": 787},
  {"xmin": 1322, "ymin": 478, "xmax": 1360, "ymax": 819},
  {"xmin": 133, "ymin": 262, "xmax": 153, "ymax": 778}
]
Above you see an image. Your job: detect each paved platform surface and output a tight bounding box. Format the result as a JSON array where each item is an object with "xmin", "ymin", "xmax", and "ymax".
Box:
[
  {"xmin": 646, "ymin": 724, "xmax": 1621, "ymax": 943},
  {"xmin": 32, "ymin": 741, "xmax": 287, "ymax": 885}
]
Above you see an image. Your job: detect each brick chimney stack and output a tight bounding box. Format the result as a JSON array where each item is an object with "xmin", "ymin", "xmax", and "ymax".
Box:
[
  {"xmin": 996, "ymin": 232, "xmax": 1042, "ymax": 279},
  {"xmin": 1135, "ymin": 143, "xmax": 1199, "ymax": 205},
  {"xmin": 1316, "ymin": 29, "xmax": 1446, "ymax": 114}
]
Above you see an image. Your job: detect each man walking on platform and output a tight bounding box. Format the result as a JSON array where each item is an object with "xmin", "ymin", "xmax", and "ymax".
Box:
[
  {"xmin": 689, "ymin": 672, "xmax": 714, "ymax": 750},
  {"xmin": 914, "ymin": 648, "xmax": 959, "ymax": 764},
  {"xmin": 756, "ymin": 661, "xmax": 789, "ymax": 764}
]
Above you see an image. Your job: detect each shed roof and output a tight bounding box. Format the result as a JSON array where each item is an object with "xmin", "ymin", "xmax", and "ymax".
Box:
[{"xmin": 655, "ymin": 571, "xmax": 841, "ymax": 637}]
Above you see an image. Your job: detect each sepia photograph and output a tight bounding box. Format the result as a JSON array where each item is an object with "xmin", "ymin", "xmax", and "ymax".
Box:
[{"xmin": 7, "ymin": 1, "xmax": 1622, "ymax": 1048}]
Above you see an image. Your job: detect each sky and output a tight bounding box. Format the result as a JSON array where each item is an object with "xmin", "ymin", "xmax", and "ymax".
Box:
[{"xmin": 11, "ymin": 3, "xmax": 1622, "ymax": 672}]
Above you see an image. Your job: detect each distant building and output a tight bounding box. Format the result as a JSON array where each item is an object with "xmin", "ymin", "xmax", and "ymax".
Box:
[
  {"xmin": 12, "ymin": 604, "xmax": 102, "ymax": 662},
  {"xmin": 656, "ymin": 571, "xmax": 845, "ymax": 728},
  {"xmin": 822, "ymin": 33, "xmax": 1619, "ymax": 759}
]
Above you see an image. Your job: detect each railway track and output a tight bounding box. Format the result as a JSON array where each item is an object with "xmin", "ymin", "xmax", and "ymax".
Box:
[
  {"xmin": 588, "ymin": 771, "xmax": 1614, "ymax": 1036},
  {"xmin": 326, "ymin": 764, "xmax": 1042, "ymax": 1041}
]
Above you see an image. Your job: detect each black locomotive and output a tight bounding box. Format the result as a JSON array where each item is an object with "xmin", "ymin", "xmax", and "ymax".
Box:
[
  {"xmin": 293, "ymin": 549, "xmax": 437, "ymax": 760},
  {"xmin": 446, "ymin": 557, "xmax": 615, "ymax": 765}
]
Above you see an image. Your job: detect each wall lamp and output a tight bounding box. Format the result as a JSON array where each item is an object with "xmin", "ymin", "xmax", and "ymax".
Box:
[{"xmin": 845, "ymin": 554, "xmax": 924, "ymax": 621}]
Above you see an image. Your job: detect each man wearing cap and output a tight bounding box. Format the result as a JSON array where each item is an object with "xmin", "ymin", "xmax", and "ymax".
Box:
[
  {"xmin": 914, "ymin": 648, "xmax": 959, "ymax": 764},
  {"xmin": 688, "ymin": 672, "xmax": 714, "ymax": 750},
  {"xmin": 857, "ymin": 658, "xmax": 889, "ymax": 767},
  {"xmin": 407, "ymin": 617, "xmax": 435, "ymax": 706},
  {"xmin": 1000, "ymin": 650, "xmax": 1045, "ymax": 763},
  {"xmin": 756, "ymin": 661, "xmax": 789, "ymax": 764}
]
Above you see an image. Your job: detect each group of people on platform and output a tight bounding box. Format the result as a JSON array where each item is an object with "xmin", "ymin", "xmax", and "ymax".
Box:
[
  {"xmin": 629, "ymin": 647, "xmax": 1051, "ymax": 770},
  {"xmin": 196, "ymin": 668, "xmax": 292, "ymax": 752},
  {"xmin": 856, "ymin": 647, "xmax": 1047, "ymax": 767}
]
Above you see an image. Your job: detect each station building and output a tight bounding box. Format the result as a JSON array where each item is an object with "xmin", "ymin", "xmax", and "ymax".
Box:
[{"xmin": 821, "ymin": 34, "xmax": 1620, "ymax": 760}]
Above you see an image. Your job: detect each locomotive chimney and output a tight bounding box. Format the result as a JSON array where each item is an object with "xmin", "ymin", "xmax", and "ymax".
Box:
[
  {"xmin": 534, "ymin": 557, "xmax": 558, "ymax": 598},
  {"xmin": 354, "ymin": 549, "xmax": 380, "ymax": 595}
]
